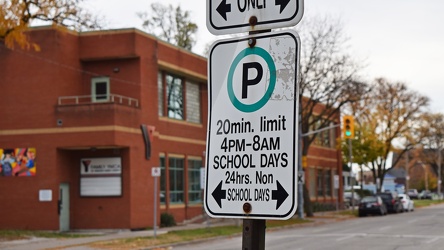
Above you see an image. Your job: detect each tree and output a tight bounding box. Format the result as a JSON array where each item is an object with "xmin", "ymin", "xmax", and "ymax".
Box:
[
  {"xmin": 137, "ymin": 3, "xmax": 197, "ymax": 51},
  {"xmin": 295, "ymin": 16, "xmax": 368, "ymax": 216},
  {"xmin": 351, "ymin": 78, "xmax": 429, "ymax": 192},
  {"xmin": 341, "ymin": 122, "xmax": 385, "ymax": 167},
  {"xmin": 0, "ymin": 0, "xmax": 101, "ymax": 50},
  {"xmin": 419, "ymin": 112, "xmax": 444, "ymax": 192}
]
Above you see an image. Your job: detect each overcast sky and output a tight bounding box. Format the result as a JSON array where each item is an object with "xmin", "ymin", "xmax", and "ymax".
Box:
[{"xmin": 85, "ymin": 0, "xmax": 444, "ymax": 113}]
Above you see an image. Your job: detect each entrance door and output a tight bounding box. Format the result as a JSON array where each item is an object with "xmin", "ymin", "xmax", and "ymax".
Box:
[{"xmin": 59, "ymin": 183, "xmax": 70, "ymax": 232}]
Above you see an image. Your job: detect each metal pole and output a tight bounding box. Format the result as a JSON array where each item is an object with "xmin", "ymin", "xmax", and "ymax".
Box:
[
  {"xmin": 336, "ymin": 187, "xmax": 339, "ymax": 212},
  {"xmin": 438, "ymin": 147, "xmax": 442, "ymax": 199},
  {"xmin": 242, "ymin": 219, "xmax": 266, "ymax": 250},
  {"xmin": 153, "ymin": 176, "xmax": 158, "ymax": 238},
  {"xmin": 298, "ymin": 119, "xmax": 304, "ymax": 219},
  {"xmin": 425, "ymin": 165, "xmax": 428, "ymax": 191},
  {"xmin": 349, "ymin": 139, "xmax": 354, "ymax": 212},
  {"xmin": 406, "ymin": 153, "xmax": 409, "ymax": 191}
]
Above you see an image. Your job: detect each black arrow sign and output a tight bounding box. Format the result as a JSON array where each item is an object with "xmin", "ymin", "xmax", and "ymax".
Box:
[
  {"xmin": 275, "ymin": 0, "xmax": 290, "ymax": 14},
  {"xmin": 272, "ymin": 181, "xmax": 289, "ymax": 210},
  {"xmin": 217, "ymin": 0, "xmax": 231, "ymax": 21},
  {"xmin": 212, "ymin": 181, "xmax": 227, "ymax": 208}
]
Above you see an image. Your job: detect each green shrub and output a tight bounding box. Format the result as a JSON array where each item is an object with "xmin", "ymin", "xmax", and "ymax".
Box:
[
  {"xmin": 312, "ymin": 202, "xmax": 336, "ymax": 212},
  {"xmin": 355, "ymin": 189, "xmax": 372, "ymax": 197},
  {"xmin": 160, "ymin": 213, "xmax": 176, "ymax": 227}
]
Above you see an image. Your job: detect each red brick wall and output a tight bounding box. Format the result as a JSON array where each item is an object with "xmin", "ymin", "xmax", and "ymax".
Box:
[{"xmin": 0, "ymin": 27, "xmax": 208, "ymax": 230}]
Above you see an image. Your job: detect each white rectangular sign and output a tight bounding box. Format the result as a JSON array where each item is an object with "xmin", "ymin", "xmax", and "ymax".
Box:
[
  {"xmin": 80, "ymin": 157, "xmax": 122, "ymax": 197},
  {"xmin": 80, "ymin": 157, "xmax": 121, "ymax": 175},
  {"xmin": 205, "ymin": 30, "xmax": 300, "ymax": 220},
  {"xmin": 207, "ymin": 0, "xmax": 304, "ymax": 35},
  {"xmin": 152, "ymin": 167, "xmax": 161, "ymax": 177},
  {"xmin": 334, "ymin": 175, "xmax": 340, "ymax": 189},
  {"xmin": 39, "ymin": 189, "xmax": 53, "ymax": 202}
]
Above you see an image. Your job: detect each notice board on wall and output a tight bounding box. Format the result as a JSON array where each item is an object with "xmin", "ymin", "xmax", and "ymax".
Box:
[{"xmin": 80, "ymin": 157, "xmax": 122, "ymax": 197}]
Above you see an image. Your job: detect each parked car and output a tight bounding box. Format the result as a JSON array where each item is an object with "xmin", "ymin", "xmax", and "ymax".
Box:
[
  {"xmin": 377, "ymin": 192, "xmax": 403, "ymax": 213},
  {"xmin": 398, "ymin": 194, "xmax": 414, "ymax": 212},
  {"xmin": 358, "ymin": 195, "xmax": 387, "ymax": 217},
  {"xmin": 407, "ymin": 189, "xmax": 419, "ymax": 199},
  {"xmin": 344, "ymin": 191, "xmax": 361, "ymax": 207},
  {"xmin": 418, "ymin": 190, "xmax": 432, "ymax": 199}
]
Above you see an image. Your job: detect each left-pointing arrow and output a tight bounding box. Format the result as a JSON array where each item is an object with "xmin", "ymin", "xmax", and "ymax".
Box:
[
  {"xmin": 217, "ymin": 0, "xmax": 231, "ymax": 21},
  {"xmin": 212, "ymin": 181, "xmax": 227, "ymax": 208},
  {"xmin": 272, "ymin": 181, "xmax": 289, "ymax": 210}
]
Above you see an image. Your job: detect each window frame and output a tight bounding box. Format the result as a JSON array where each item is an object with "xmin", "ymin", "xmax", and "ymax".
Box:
[
  {"xmin": 91, "ymin": 77, "xmax": 110, "ymax": 103},
  {"xmin": 166, "ymin": 73, "xmax": 185, "ymax": 120},
  {"xmin": 187, "ymin": 157, "xmax": 203, "ymax": 204},
  {"xmin": 159, "ymin": 155, "xmax": 166, "ymax": 205},
  {"xmin": 168, "ymin": 156, "xmax": 185, "ymax": 204},
  {"xmin": 158, "ymin": 71, "xmax": 202, "ymax": 124}
]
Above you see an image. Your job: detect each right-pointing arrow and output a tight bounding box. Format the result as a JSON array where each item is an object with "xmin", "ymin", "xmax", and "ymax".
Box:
[
  {"xmin": 275, "ymin": 0, "xmax": 290, "ymax": 14},
  {"xmin": 272, "ymin": 181, "xmax": 289, "ymax": 210},
  {"xmin": 212, "ymin": 181, "xmax": 227, "ymax": 208},
  {"xmin": 217, "ymin": 0, "xmax": 231, "ymax": 21}
]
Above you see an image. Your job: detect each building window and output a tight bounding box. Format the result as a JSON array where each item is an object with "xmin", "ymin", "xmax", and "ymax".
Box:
[
  {"xmin": 158, "ymin": 72, "xmax": 164, "ymax": 116},
  {"xmin": 169, "ymin": 157, "xmax": 184, "ymax": 204},
  {"xmin": 158, "ymin": 71, "xmax": 201, "ymax": 123},
  {"xmin": 330, "ymin": 126, "xmax": 336, "ymax": 148},
  {"xmin": 186, "ymin": 81, "xmax": 201, "ymax": 123},
  {"xmin": 325, "ymin": 170, "xmax": 332, "ymax": 196},
  {"xmin": 166, "ymin": 74, "xmax": 184, "ymax": 120},
  {"xmin": 317, "ymin": 169, "xmax": 324, "ymax": 197},
  {"xmin": 188, "ymin": 158, "xmax": 202, "ymax": 204},
  {"xmin": 312, "ymin": 118, "xmax": 335, "ymax": 148},
  {"xmin": 309, "ymin": 167, "xmax": 316, "ymax": 198},
  {"xmin": 91, "ymin": 77, "xmax": 110, "ymax": 102},
  {"xmin": 333, "ymin": 170, "xmax": 338, "ymax": 197},
  {"xmin": 160, "ymin": 156, "xmax": 166, "ymax": 204}
]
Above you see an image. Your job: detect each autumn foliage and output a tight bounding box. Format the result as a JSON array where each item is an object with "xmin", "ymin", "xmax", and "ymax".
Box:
[{"xmin": 0, "ymin": 0, "xmax": 101, "ymax": 50}]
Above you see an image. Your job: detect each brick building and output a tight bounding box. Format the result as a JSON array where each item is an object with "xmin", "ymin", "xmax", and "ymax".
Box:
[
  {"xmin": 303, "ymin": 104, "xmax": 343, "ymax": 205},
  {"xmin": 0, "ymin": 27, "xmax": 343, "ymax": 231},
  {"xmin": 0, "ymin": 27, "xmax": 207, "ymax": 231}
]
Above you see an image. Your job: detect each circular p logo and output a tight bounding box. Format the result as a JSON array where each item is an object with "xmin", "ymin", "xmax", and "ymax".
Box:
[{"xmin": 227, "ymin": 47, "xmax": 276, "ymax": 113}]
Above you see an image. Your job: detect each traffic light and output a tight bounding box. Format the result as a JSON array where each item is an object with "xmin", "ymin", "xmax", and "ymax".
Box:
[{"xmin": 343, "ymin": 115, "xmax": 355, "ymax": 139}]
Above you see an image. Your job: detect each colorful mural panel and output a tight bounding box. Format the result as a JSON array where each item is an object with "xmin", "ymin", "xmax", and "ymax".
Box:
[{"xmin": 0, "ymin": 148, "xmax": 36, "ymax": 177}]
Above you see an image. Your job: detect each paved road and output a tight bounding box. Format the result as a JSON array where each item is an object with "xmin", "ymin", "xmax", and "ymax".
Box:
[{"xmin": 172, "ymin": 204, "xmax": 444, "ymax": 250}]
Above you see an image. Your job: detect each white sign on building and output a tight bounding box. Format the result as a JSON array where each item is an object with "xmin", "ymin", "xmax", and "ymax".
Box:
[
  {"xmin": 205, "ymin": 30, "xmax": 300, "ymax": 220},
  {"xmin": 80, "ymin": 157, "xmax": 122, "ymax": 197}
]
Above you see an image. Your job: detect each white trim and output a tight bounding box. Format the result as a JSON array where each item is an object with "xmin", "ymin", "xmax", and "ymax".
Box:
[{"xmin": 91, "ymin": 77, "xmax": 110, "ymax": 102}]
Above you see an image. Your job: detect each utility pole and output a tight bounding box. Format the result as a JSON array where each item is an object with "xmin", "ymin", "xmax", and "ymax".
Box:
[
  {"xmin": 405, "ymin": 153, "xmax": 409, "ymax": 191},
  {"xmin": 349, "ymin": 139, "xmax": 354, "ymax": 212},
  {"xmin": 438, "ymin": 147, "xmax": 442, "ymax": 199},
  {"xmin": 342, "ymin": 116, "xmax": 355, "ymax": 211},
  {"xmin": 298, "ymin": 115, "xmax": 304, "ymax": 219}
]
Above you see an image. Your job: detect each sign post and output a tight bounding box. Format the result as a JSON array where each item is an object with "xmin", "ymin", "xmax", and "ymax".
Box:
[
  {"xmin": 206, "ymin": 1, "xmax": 303, "ymax": 249},
  {"xmin": 152, "ymin": 167, "xmax": 161, "ymax": 238},
  {"xmin": 334, "ymin": 174, "xmax": 340, "ymax": 211},
  {"xmin": 205, "ymin": 30, "xmax": 300, "ymax": 220}
]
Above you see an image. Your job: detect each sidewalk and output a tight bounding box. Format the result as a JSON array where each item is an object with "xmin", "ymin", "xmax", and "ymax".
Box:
[{"xmin": 0, "ymin": 211, "xmax": 354, "ymax": 250}]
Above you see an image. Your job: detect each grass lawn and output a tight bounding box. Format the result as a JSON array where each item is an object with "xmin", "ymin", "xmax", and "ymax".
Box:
[
  {"xmin": 90, "ymin": 218, "xmax": 311, "ymax": 249},
  {"xmin": 414, "ymin": 199, "xmax": 444, "ymax": 208},
  {"xmin": 0, "ymin": 218, "xmax": 309, "ymax": 248},
  {"xmin": 0, "ymin": 230, "xmax": 93, "ymax": 242}
]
